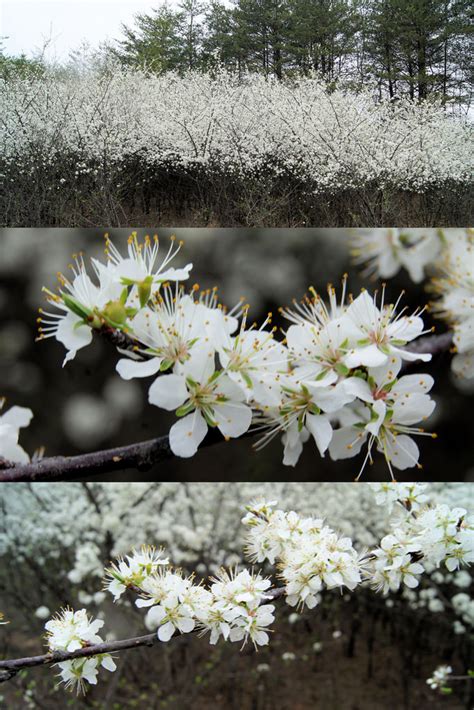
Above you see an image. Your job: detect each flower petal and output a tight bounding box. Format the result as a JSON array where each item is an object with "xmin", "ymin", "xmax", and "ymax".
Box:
[
  {"xmin": 169, "ymin": 411, "xmax": 208, "ymax": 457},
  {"xmin": 148, "ymin": 374, "xmax": 188, "ymax": 411}
]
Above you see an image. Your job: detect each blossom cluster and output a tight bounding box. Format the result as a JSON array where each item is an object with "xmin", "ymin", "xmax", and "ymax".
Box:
[
  {"xmin": 351, "ymin": 228, "xmax": 474, "ymax": 384},
  {"xmin": 45, "ymin": 608, "xmax": 116, "ymax": 692},
  {"xmin": 1, "ymin": 69, "xmax": 471, "ymax": 196},
  {"xmin": 105, "ymin": 548, "xmax": 275, "ymax": 647},
  {"xmin": 37, "ymin": 234, "xmax": 438, "ymax": 478},
  {"xmin": 242, "ymin": 489, "xmax": 473, "ymax": 609},
  {"xmin": 431, "ymin": 231, "xmax": 474, "ymax": 381},
  {"xmin": 34, "ymin": 484, "xmax": 472, "ymax": 694},
  {"xmin": 243, "ymin": 501, "xmax": 362, "ymax": 609}
]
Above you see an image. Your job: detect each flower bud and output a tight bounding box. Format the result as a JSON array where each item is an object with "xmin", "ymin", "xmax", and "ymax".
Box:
[{"xmin": 102, "ymin": 300, "xmax": 128, "ymax": 326}]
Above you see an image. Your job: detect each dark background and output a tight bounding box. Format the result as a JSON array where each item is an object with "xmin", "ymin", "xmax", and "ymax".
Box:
[{"xmin": 0, "ymin": 228, "xmax": 472, "ymax": 482}]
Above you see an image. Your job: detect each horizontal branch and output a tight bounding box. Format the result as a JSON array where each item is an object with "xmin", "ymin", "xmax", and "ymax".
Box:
[
  {"xmin": 0, "ymin": 427, "xmax": 242, "ymax": 483},
  {"xmin": 0, "ymin": 587, "xmax": 286, "ymax": 683},
  {"xmin": 0, "ymin": 331, "xmax": 453, "ymax": 483}
]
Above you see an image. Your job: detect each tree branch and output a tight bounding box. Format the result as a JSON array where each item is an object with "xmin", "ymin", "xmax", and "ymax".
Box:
[
  {"xmin": 0, "ymin": 587, "xmax": 286, "ymax": 683},
  {"xmin": 0, "ymin": 428, "xmax": 242, "ymax": 483},
  {"xmin": 0, "ymin": 332, "xmax": 454, "ymax": 483}
]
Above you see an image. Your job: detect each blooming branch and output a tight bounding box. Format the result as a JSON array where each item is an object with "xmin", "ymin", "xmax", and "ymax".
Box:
[
  {"xmin": 0, "ymin": 487, "xmax": 471, "ymax": 694},
  {"xmin": 1, "ymin": 227, "xmax": 461, "ymax": 484},
  {"xmin": 0, "ymin": 587, "xmax": 288, "ymax": 684}
]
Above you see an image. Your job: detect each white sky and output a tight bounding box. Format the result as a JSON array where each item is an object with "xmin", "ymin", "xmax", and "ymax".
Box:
[{"xmin": 1, "ymin": 0, "xmax": 169, "ymax": 60}]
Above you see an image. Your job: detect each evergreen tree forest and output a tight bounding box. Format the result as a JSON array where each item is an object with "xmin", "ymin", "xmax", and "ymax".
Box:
[{"xmin": 112, "ymin": 0, "xmax": 473, "ymax": 104}]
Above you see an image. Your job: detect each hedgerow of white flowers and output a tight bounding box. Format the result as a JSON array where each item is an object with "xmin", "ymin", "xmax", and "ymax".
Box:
[{"xmin": 1, "ymin": 69, "xmax": 472, "ymax": 195}]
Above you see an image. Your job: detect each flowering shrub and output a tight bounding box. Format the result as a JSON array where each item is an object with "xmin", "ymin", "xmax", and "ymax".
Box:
[
  {"xmin": 1, "ymin": 69, "xmax": 471, "ymax": 212},
  {"xmin": 0, "ymin": 483, "xmax": 471, "ymax": 696}
]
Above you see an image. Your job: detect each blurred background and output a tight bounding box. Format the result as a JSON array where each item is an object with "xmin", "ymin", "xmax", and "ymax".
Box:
[
  {"xmin": 0, "ymin": 482, "xmax": 472, "ymax": 709},
  {"xmin": 0, "ymin": 228, "xmax": 472, "ymax": 482}
]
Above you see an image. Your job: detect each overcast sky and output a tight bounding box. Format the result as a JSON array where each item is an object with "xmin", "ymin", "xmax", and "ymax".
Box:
[{"xmin": 1, "ymin": 0, "xmax": 166, "ymax": 60}]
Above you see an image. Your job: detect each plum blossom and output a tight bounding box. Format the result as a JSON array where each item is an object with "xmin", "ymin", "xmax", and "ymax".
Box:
[
  {"xmin": 148, "ymin": 345, "xmax": 252, "ymax": 457},
  {"xmin": 45, "ymin": 609, "xmax": 116, "ymax": 693},
  {"xmin": 426, "ymin": 665, "xmax": 453, "ymax": 691},
  {"xmin": 228, "ymin": 604, "xmax": 275, "ymax": 648},
  {"xmin": 39, "ymin": 235, "xmax": 192, "ymax": 366},
  {"xmin": 342, "ymin": 289, "xmax": 432, "ymax": 368},
  {"xmin": 329, "ymin": 358, "xmax": 436, "ymax": 479},
  {"xmin": 351, "ymin": 229, "xmax": 442, "ymax": 282},
  {"xmin": 104, "ymin": 546, "xmax": 169, "ymax": 600},
  {"xmin": 145, "ymin": 594, "xmax": 196, "ymax": 641},
  {"xmin": 431, "ymin": 230, "xmax": 474, "ymax": 381}
]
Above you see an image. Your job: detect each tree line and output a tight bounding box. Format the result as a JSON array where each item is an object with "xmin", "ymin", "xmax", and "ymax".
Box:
[{"xmin": 112, "ymin": 0, "xmax": 472, "ymax": 103}]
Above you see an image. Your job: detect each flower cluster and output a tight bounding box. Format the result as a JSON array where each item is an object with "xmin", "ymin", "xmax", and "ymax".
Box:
[
  {"xmin": 351, "ymin": 229, "xmax": 443, "ymax": 283},
  {"xmin": 351, "ymin": 228, "xmax": 474, "ymax": 384},
  {"xmin": 0, "ymin": 399, "xmax": 33, "ymax": 464},
  {"xmin": 366, "ymin": 497, "xmax": 473, "ymax": 595},
  {"xmin": 243, "ymin": 502, "xmax": 362, "ymax": 609},
  {"xmin": 426, "ymin": 665, "xmax": 453, "ymax": 691},
  {"xmin": 105, "ymin": 554, "xmax": 275, "ymax": 648},
  {"xmin": 1, "ymin": 69, "xmax": 471, "ymax": 196},
  {"xmin": 431, "ymin": 231, "xmax": 474, "ymax": 381},
  {"xmin": 39, "ymin": 235, "xmax": 437, "ymax": 478},
  {"xmin": 45, "ymin": 608, "xmax": 116, "ymax": 693}
]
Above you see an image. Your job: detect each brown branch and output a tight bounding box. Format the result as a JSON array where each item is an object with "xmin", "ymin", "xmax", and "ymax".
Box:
[
  {"xmin": 0, "ymin": 428, "xmax": 249, "ymax": 483},
  {"xmin": 0, "ymin": 587, "xmax": 286, "ymax": 683}
]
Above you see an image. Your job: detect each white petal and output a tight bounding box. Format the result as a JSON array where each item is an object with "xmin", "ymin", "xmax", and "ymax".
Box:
[
  {"xmin": 366, "ymin": 399, "xmax": 386, "ymax": 436},
  {"xmin": 392, "ymin": 393, "xmax": 435, "ymax": 426},
  {"xmin": 148, "ymin": 374, "xmax": 188, "ymax": 411},
  {"xmin": 306, "ymin": 414, "xmax": 332, "ymax": 456},
  {"xmin": 101, "ymin": 656, "xmax": 117, "ymax": 672},
  {"xmin": 381, "ymin": 434, "xmax": 420, "ymax": 471},
  {"xmin": 56, "ymin": 312, "xmax": 93, "ymax": 364},
  {"xmin": 386, "ymin": 316, "xmax": 424, "ymax": 342},
  {"xmin": 116, "ymin": 357, "xmax": 162, "ymax": 380},
  {"xmin": 392, "ymin": 347, "xmax": 431, "ymax": 363},
  {"xmin": 158, "ymin": 621, "xmax": 176, "ymax": 642},
  {"xmin": 181, "ymin": 344, "xmax": 215, "ymax": 383},
  {"xmin": 1, "ymin": 406, "xmax": 33, "ymax": 429},
  {"xmin": 145, "ymin": 605, "xmax": 166, "ymax": 628},
  {"xmin": 343, "ymin": 377, "xmax": 373, "ymax": 403},
  {"xmin": 345, "ymin": 343, "xmax": 387, "ymax": 369},
  {"xmin": 176, "ymin": 617, "xmax": 195, "ymax": 634},
  {"xmin": 157, "ymin": 263, "xmax": 193, "ymax": 281},
  {"xmin": 329, "ymin": 426, "xmax": 366, "ymax": 460},
  {"xmin": 213, "ymin": 402, "xmax": 252, "ymax": 438},
  {"xmin": 310, "ymin": 381, "xmax": 355, "ymax": 412},
  {"xmin": 282, "ymin": 429, "xmax": 305, "ymax": 466},
  {"xmin": 368, "ymin": 356, "xmax": 402, "ymax": 385},
  {"xmin": 391, "ymin": 374, "xmax": 434, "ymax": 395},
  {"xmin": 169, "ymin": 411, "xmax": 208, "ymax": 457}
]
